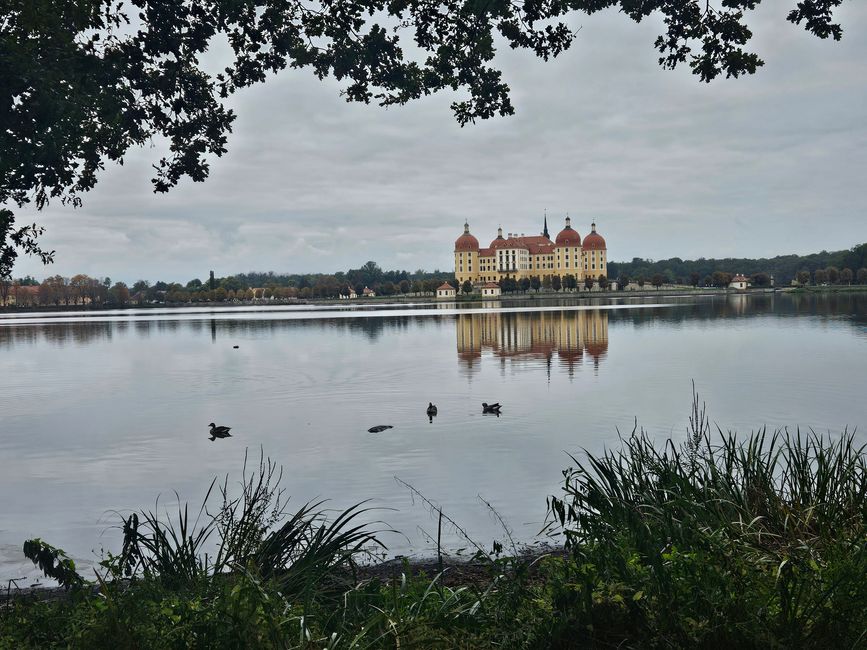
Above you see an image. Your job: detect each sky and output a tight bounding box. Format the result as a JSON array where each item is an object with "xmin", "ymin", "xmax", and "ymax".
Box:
[{"xmin": 13, "ymin": 3, "xmax": 867, "ymax": 283}]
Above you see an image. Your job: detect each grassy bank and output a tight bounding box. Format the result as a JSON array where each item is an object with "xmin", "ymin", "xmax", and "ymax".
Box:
[{"xmin": 3, "ymin": 407, "xmax": 865, "ymax": 649}]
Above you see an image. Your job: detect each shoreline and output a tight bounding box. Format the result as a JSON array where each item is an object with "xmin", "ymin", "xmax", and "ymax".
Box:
[
  {"xmin": 5, "ymin": 286, "xmax": 862, "ymax": 315},
  {"xmin": 3, "ymin": 545, "xmax": 564, "ymax": 603}
]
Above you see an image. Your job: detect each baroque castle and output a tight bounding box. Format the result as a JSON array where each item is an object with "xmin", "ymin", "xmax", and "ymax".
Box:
[{"xmin": 454, "ymin": 216, "xmax": 608, "ymax": 286}]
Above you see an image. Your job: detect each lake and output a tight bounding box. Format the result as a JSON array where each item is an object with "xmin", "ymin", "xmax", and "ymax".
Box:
[{"xmin": 1, "ymin": 292, "xmax": 865, "ymax": 583}]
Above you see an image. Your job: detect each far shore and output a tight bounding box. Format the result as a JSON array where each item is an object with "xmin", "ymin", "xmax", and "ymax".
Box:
[{"xmin": 4, "ymin": 285, "xmax": 864, "ymax": 315}]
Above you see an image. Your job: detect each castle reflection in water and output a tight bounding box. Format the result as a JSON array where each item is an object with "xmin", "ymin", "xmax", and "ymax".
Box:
[{"xmin": 455, "ymin": 309, "xmax": 609, "ymax": 376}]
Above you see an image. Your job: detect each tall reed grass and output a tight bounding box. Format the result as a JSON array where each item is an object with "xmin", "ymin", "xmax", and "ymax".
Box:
[
  {"xmin": 102, "ymin": 450, "xmax": 385, "ymax": 601},
  {"xmin": 546, "ymin": 391, "xmax": 867, "ymax": 647}
]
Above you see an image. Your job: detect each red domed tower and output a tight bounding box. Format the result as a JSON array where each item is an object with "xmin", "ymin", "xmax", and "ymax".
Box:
[
  {"xmin": 554, "ymin": 216, "xmax": 581, "ymax": 247},
  {"xmin": 581, "ymin": 222, "xmax": 607, "ymax": 279},
  {"xmin": 454, "ymin": 221, "xmax": 480, "ymax": 285},
  {"xmin": 554, "ymin": 216, "xmax": 582, "ymax": 278}
]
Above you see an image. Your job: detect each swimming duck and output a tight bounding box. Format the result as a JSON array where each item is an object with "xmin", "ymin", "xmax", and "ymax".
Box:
[
  {"xmin": 426, "ymin": 402, "xmax": 438, "ymax": 416},
  {"xmin": 208, "ymin": 423, "xmax": 232, "ymax": 441},
  {"xmin": 481, "ymin": 402, "xmax": 501, "ymax": 414}
]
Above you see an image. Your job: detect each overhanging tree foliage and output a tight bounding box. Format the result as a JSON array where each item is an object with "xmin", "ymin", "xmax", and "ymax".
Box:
[{"xmin": 0, "ymin": 0, "xmax": 847, "ymax": 272}]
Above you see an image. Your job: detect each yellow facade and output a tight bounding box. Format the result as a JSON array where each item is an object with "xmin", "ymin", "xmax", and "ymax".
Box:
[
  {"xmin": 454, "ymin": 217, "xmax": 608, "ymax": 287},
  {"xmin": 455, "ymin": 309, "xmax": 609, "ymax": 376}
]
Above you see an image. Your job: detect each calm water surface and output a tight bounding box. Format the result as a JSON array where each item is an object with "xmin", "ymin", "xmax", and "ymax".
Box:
[{"xmin": 1, "ymin": 293, "xmax": 865, "ymax": 581}]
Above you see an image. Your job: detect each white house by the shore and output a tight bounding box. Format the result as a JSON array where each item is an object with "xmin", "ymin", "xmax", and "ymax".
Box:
[
  {"xmin": 436, "ymin": 282, "xmax": 456, "ymax": 299},
  {"xmin": 481, "ymin": 282, "xmax": 501, "ymax": 299}
]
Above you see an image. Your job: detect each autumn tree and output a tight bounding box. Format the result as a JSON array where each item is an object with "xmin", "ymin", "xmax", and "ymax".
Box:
[
  {"xmin": 840, "ymin": 268, "xmax": 853, "ymax": 285},
  {"xmin": 431, "ymin": 279, "xmax": 447, "ymax": 294},
  {"xmin": 857, "ymin": 268, "xmax": 867, "ymax": 285},
  {"xmin": 0, "ymin": 0, "xmax": 850, "ymax": 272},
  {"xmin": 825, "ymin": 266, "xmax": 840, "ymax": 284},
  {"xmin": 637, "ymin": 277, "xmax": 646, "ymax": 289},
  {"xmin": 651, "ymin": 274, "xmax": 664, "ymax": 289},
  {"xmin": 109, "ymin": 282, "xmax": 130, "ymax": 307},
  {"xmin": 814, "ymin": 268, "xmax": 828, "ymax": 285},
  {"xmin": 751, "ymin": 272, "xmax": 770, "ymax": 287},
  {"xmin": 618, "ymin": 274, "xmax": 629, "ymax": 290},
  {"xmin": 711, "ymin": 271, "xmax": 732, "ymax": 288},
  {"xmin": 598, "ymin": 274, "xmax": 609, "ymax": 290},
  {"xmin": 69, "ymin": 274, "xmax": 90, "ymax": 305},
  {"xmin": 0, "ymin": 275, "xmax": 10, "ymax": 306},
  {"xmin": 689, "ymin": 272, "xmax": 701, "ymax": 287},
  {"xmin": 797, "ymin": 270, "xmax": 811, "ymax": 285}
]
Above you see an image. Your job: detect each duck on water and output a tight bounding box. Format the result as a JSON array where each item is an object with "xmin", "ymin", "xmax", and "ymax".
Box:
[{"xmin": 208, "ymin": 423, "xmax": 232, "ymax": 440}]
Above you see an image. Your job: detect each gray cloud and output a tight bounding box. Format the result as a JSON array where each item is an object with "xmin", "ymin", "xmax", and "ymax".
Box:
[{"xmin": 13, "ymin": 3, "xmax": 867, "ymax": 282}]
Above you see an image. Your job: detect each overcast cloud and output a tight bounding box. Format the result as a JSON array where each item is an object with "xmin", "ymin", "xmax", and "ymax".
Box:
[{"xmin": 12, "ymin": 3, "xmax": 867, "ymax": 283}]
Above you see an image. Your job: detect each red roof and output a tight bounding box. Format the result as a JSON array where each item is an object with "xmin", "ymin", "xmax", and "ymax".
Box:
[
  {"xmin": 583, "ymin": 233, "xmax": 605, "ymax": 250},
  {"xmin": 437, "ymin": 282, "xmax": 455, "ymax": 290},
  {"xmin": 489, "ymin": 236, "xmax": 510, "ymax": 250},
  {"xmin": 555, "ymin": 226, "xmax": 581, "ymax": 246},
  {"xmin": 488, "ymin": 235, "xmax": 556, "ymax": 255},
  {"xmin": 455, "ymin": 232, "xmax": 479, "ymax": 251},
  {"xmin": 478, "ymin": 247, "xmax": 493, "ymax": 256},
  {"xmin": 482, "ymin": 282, "xmax": 500, "ymax": 288},
  {"xmin": 583, "ymin": 223, "xmax": 606, "ymax": 250},
  {"xmin": 732, "ymin": 274, "xmax": 748, "ymax": 282}
]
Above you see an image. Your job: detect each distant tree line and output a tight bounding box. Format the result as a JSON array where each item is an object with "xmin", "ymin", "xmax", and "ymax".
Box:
[
  {"xmin": 0, "ymin": 261, "xmax": 456, "ymax": 307},
  {"xmin": 608, "ymin": 243, "xmax": 867, "ymax": 287},
  {"xmin": 5, "ymin": 246, "xmax": 867, "ymax": 308}
]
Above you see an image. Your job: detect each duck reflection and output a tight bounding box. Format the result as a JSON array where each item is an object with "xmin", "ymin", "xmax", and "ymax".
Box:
[{"xmin": 455, "ymin": 309, "xmax": 609, "ymax": 377}]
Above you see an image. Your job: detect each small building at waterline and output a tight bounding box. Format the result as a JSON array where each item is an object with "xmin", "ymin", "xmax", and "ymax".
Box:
[
  {"xmin": 729, "ymin": 274, "xmax": 749, "ymax": 290},
  {"xmin": 481, "ymin": 282, "xmax": 502, "ymax": 299},
  {"xmin": 436, "ymin": 282, "xmax": 457, "ymax": 299}
]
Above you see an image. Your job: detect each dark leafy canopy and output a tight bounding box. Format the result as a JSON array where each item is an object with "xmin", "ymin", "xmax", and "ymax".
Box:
[
  {"xmin": 0, "ymin": 209, "xmax": 53, "ymax": 279},
  {"xmin": 1, "ymin": 0, "xmax": 848, "ymax": 206},
  {"xmin": 0, "ymin": 0, "xmax": 846, "ymax": 271}
]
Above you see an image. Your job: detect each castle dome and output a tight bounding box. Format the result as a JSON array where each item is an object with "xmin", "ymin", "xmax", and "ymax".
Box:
[
  {"xmin": 555, "ymin": 216, "xmax": 581, "ymax": 246},
  {"xmin": 582, "ymin": 222, "xmax": 606, "ymax": 250},
  {"xmin": 488, "ymin": 225, "xmax": 509, "ymax": 249},
  {"xmin": 455, "ymin": 222, "xmax": 479, "ymax": 251}
]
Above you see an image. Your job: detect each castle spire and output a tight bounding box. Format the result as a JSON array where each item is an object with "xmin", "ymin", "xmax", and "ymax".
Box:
[
  {"xmin": 543, "ymin": 209, "xmax": 549, "ymax": 239},
  {"xmin": 464, "ymin": 221, "xmax": 470, "ymax": 235}
]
